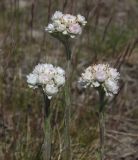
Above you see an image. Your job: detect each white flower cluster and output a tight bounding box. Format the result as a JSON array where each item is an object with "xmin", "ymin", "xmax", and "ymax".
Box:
[
  {"xmin": 27, "ymin": 63, "xmax": 65, "ymax": 99},
  {"xmin": 45, "ymin": 11, "xmax": 87, "ymax": 38},
  {"xmin": 79, "ymin": 64, "xmax": 120, "ymax": 97}
]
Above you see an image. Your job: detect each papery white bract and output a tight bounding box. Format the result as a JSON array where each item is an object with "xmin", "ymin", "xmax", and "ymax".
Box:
[
  {"xmin": 54, "ymin": 75, "xmax": 65, "ymax": 87},
  {"xmin": 104, "ymin": 79, "xmax": 119, "ymax": 95},
  {"xmin": 51, "ymin": 11, "xmax": 63, "ymax": 21},
  {"xmin": 108, "ymin": 68, "xmax": 120, "ymax": 80},
  {"xmin": 62, "ymin": 14, "xmax": 76, "ymax": 25},
  {"xmin": 45, "ymin": 84, "xmax": 58, "ymax": 99},
  {"xmin": 79, "ymin": 64, "xmax": 120, "ymax": 97},
  {"xmin": 55, "ymin": 22, "xmax": 66, "ymax": 32},
  {"xmin": 56, "ymin": 67, "xmax": 65, "ymax": 75},
  {"xmin": 45, "ymin": 24, "xmax": 55, "ymax": 33},
  {"xmin": 77, "ymin": 14, "xmax": 87, "ymax": 26},
  {"xmin": 27, "ymin": 63, "xmax": 65, "ymax": 99},
  {"xmin": 45, "ymin": 11, "xmax": 87, "ymax": 38},
  {"xmin": 27, "ymin": 73, "xmax": 38, "ymax": 88}
]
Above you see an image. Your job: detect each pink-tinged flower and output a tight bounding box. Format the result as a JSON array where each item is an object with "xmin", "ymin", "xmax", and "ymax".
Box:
[
  {"xmin": 68, "ymin": 23, "xmax": 82, "ymax": 35},
  {"xmin": 95, "ymin": 70, "xmax": 107, "ymax": 82},
  {"xmin": 62, "ymin": 14, "xmax": 76, "ymax": 25},
  {"xmin": 45, "ymin": 11, "xmax": 86, "ymax": 38},
  {"xmin": 38, "ymin": 74, "xmax": 50, "ymax": 84},
  {"xmin": 93, "ymin": 64, "xmax": 108, "ymax": 82}
]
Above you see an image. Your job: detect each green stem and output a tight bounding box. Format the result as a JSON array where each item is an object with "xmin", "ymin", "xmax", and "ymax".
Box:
[
  {"xmin": 98, "ymin": 89, "xmax": 106, "ymax": 160},
  {"xmin": 98, "ymin": 112, "xmax": 105, "ymax": 160},
  {"xmin": 63, "ymin": 40, "xmax": 72, "ymax": 160},
  {"xmin": 40, "ymin": 87, "xmax": 52, "ymax": 160},
  {"xmin": 99, "ymin": 88, "xmax": 105, "ymax": 113},
  {"xmin": 64, "ymin": 40, "xmax": 71, "ymax": 61},
  {"xmin": 43, "ymin": 115, "xmax": 52, "ymax": 160},
  {"xmin": 41, "ymin": 87, "xmax": 50, "ymax": 118},
  {"xmin": 51, "ymin": 33, "xmax": 71, "ymax": 60}
]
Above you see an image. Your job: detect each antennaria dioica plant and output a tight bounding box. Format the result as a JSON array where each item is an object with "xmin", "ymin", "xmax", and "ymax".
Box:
[
  {"xmin": 27, "ymin": 63, "xmax": 65, "ymax": 160},
  {"xmin": 79, "ymin": 64, "xmax": 120, "ymax": 160},
  {"xmin": 45, "ymin": 11, "xmax": 87, "ymax": 160}
]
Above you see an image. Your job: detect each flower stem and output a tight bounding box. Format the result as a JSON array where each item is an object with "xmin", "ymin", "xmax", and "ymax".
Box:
[
  {"xmin": 98, "ymin": 112, "xmax": 105, "ymax": 160},
  {"xmin": 43, "ymin": 115, "xmax": 52, "ymax": 160},
  {"xmin": 98, "ymin": 88, "xmax": 106, "ymax": 160},
  {"xmin": 41, "ymin": 88, "xmax": 50, "ymax": 118},
  {"xmin": 41, "ymin": 87, "xmax": 52, "ymax": 160},
  {"xmin": 64, "ymin": 39, "xmax": 71, "ymax": 61},
  {"xmin": 63, "ymin": 39, "xmax": 72, "ymax": 160}
]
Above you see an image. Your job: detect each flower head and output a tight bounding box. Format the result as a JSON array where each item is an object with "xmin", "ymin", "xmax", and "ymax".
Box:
[
  {"xmin": 27, "ymin": 63, "xmax": 65, "ymax": 99},
  {"xmin": 68, "ymin": 23, "xmax": 82, "ymax": 35},
  {"xmin": 79, "ymin": 64, "xmax": 120, "ymax": 97},
  {"xmin": 45, "ymin": 11, "xmax": 87, "ymax": 38}
]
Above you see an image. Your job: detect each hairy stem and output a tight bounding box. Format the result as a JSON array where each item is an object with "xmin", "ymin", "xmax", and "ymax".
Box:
[
  {"xmin": 98, "ymin": 89, "xmax": 106, "ymax": 160},
  {"xmin": 41, "ymin": 87, "xmax": 52, "ymax": 160},
  {"xmin": 64, "ymin": 39, "xmax": 71, "ymax": 61},
  {"xmin": 41, "ymin": 88, "xmax": 50, "ymax": 118},
  {"xmin": 99, "ymin": 112, "xmax": 105, "ymax": 160},
  {"xmin": 43, "ymin": 115, "xmax": 52, "ymax": 160},
  {"xmin": 63, "ymin": 39, "xmax": 72, "ymax": 160}
]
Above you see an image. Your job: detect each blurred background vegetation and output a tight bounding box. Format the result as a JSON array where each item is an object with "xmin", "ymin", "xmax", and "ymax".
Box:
[{"xmin": 0, "ymin": 0, "xmax": 138, "ymax": 159}]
